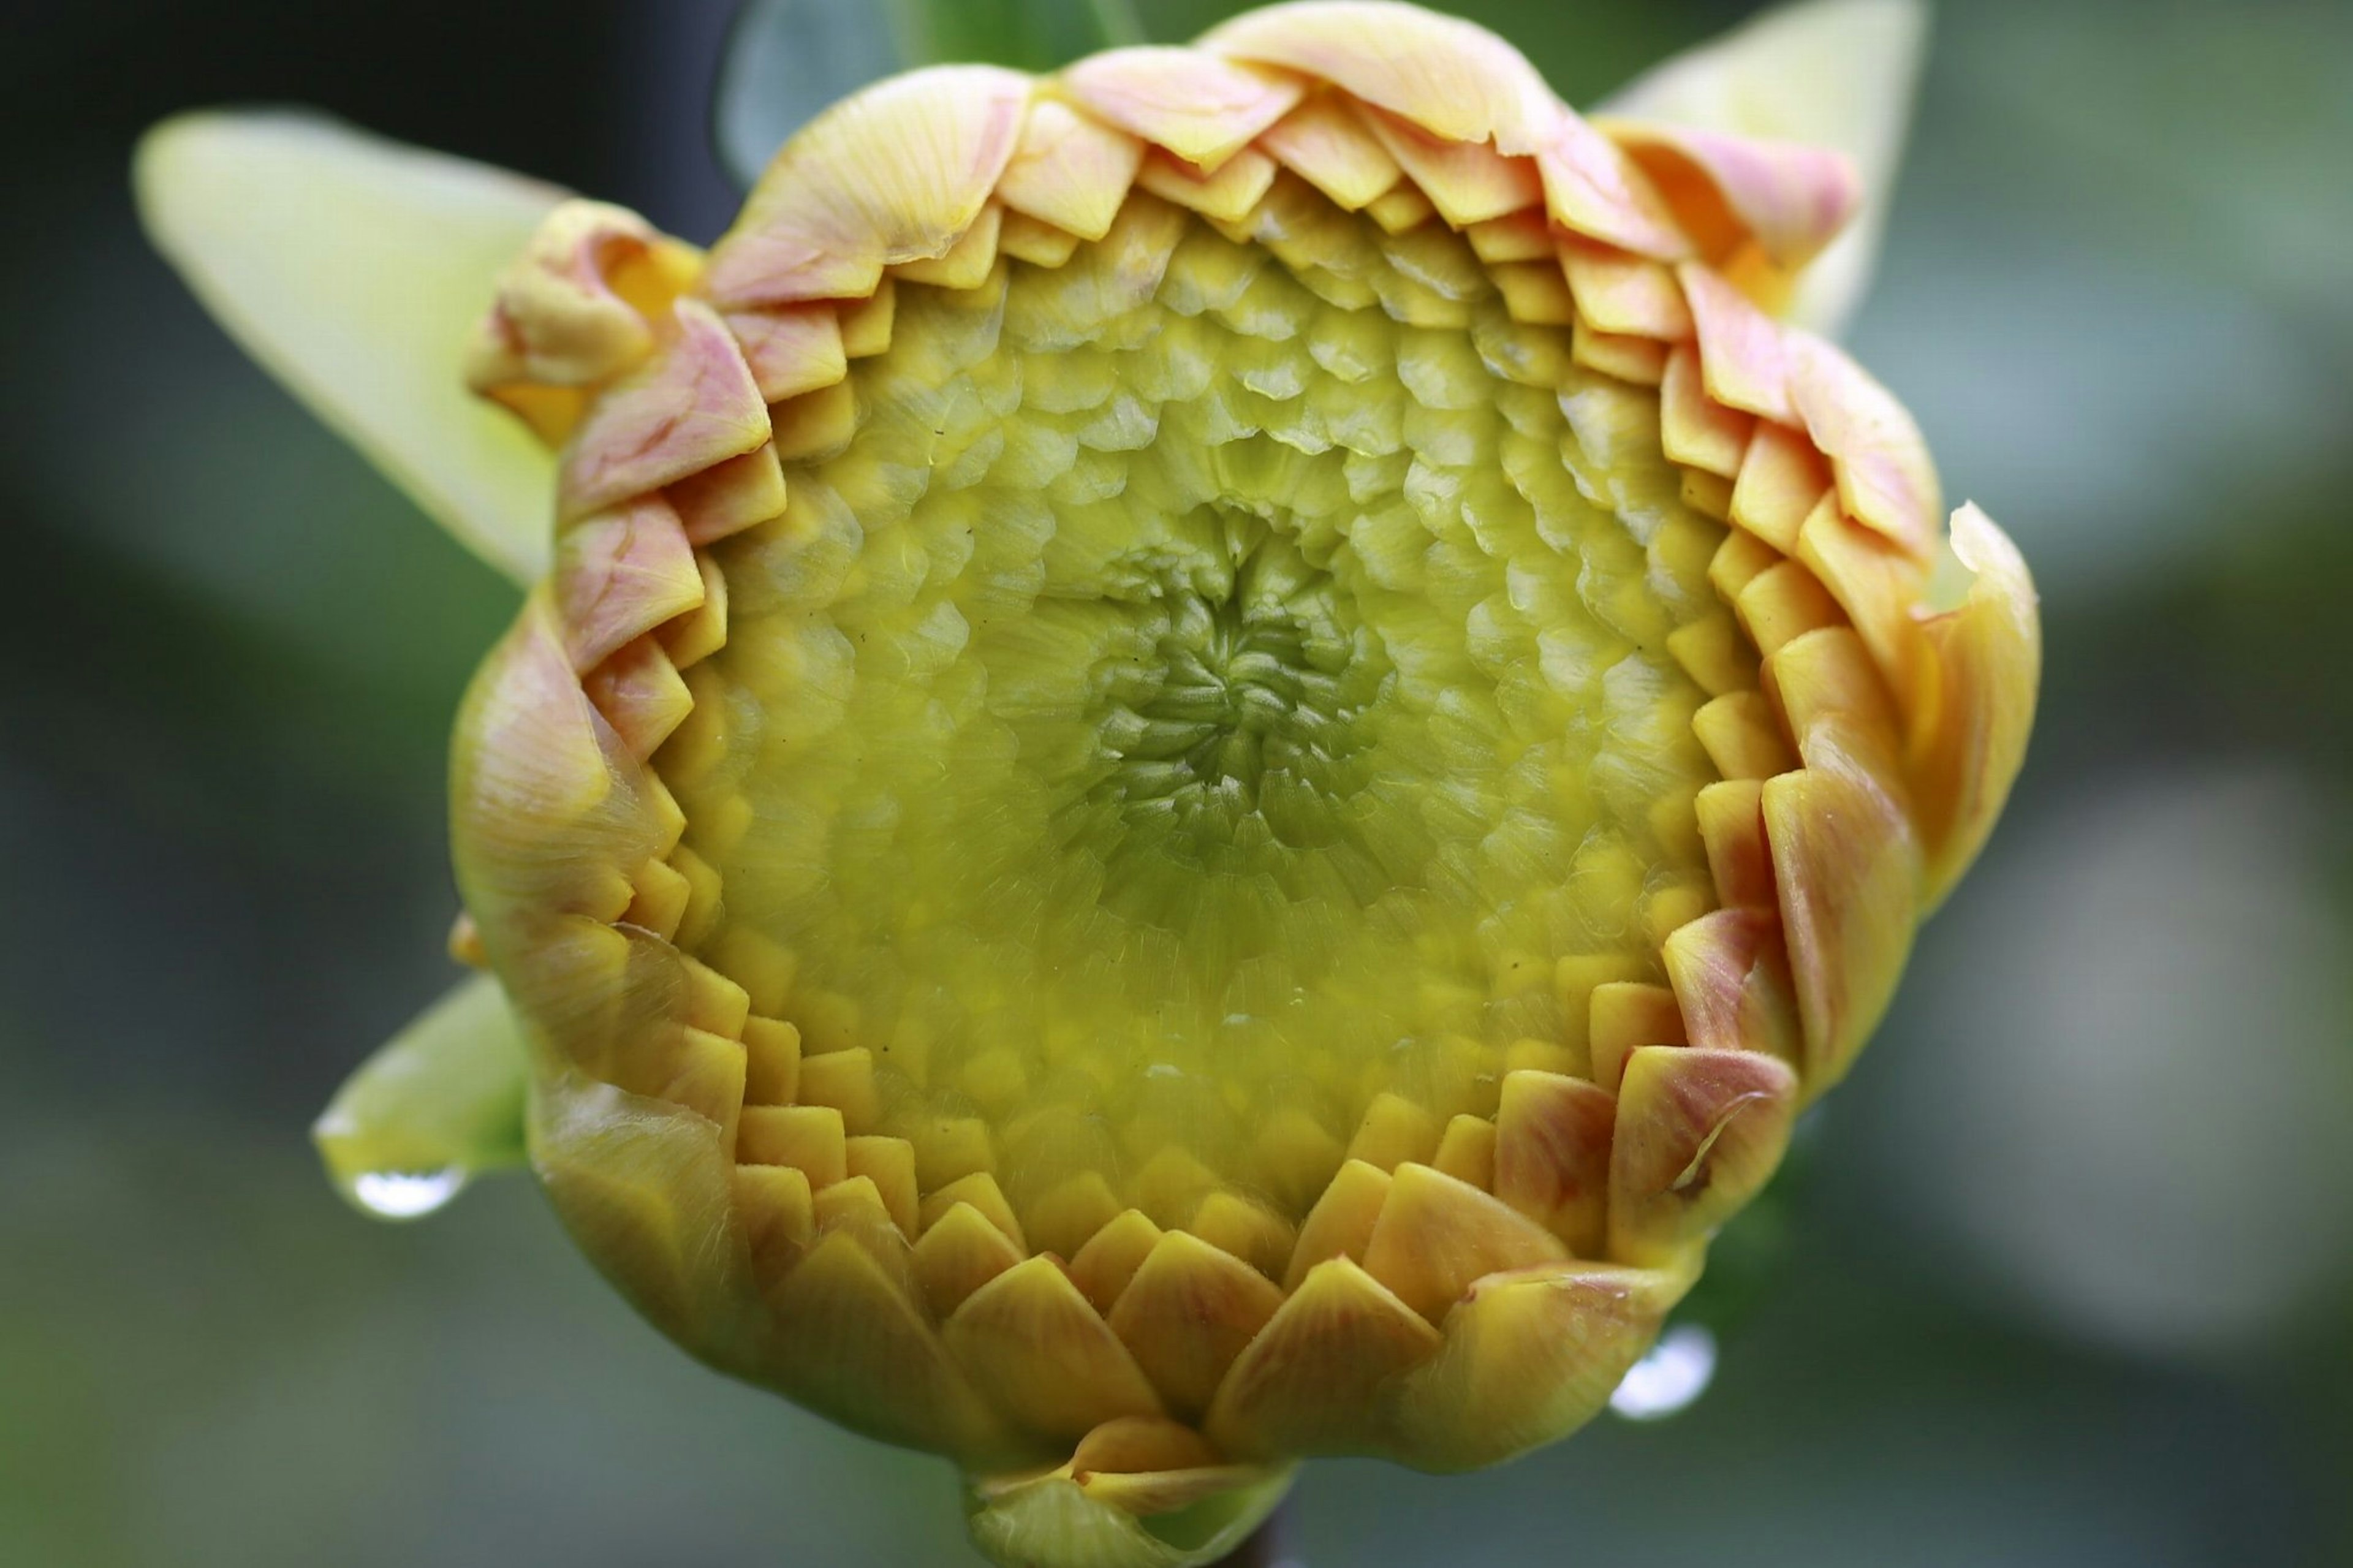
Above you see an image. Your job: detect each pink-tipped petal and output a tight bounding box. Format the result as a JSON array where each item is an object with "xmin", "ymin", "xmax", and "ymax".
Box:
[
  {"xmin": 552, "ymin": 496, "xmax": 705, "ymax": 673},
  {"xmin": 1795, "ymin": 498, "xmax": 1930, "ymax": 711},
  {"xmin": 559, "ymin": 301, "xmax": 771, "ymax": 520},
  {"xmin": 1659, "ymin": 344, "xmax": 1754, "ymax": 477},
  {"xmin": 1759, "ymin": 706, "xmax": 1919, "ymax": 1094},
  {"xmin": 703, "ymin": 66, "xmax": 1031, "ymax": 307},
  {"xmin": 1061, "ymin": 48, "xmax": 1304, "ymax": 173},
  {"xmin": 1600, "ymin": 122, "xmax": 1859, "ymax": 271},
  {"xmin": 1202, "ymin": 2, "xmax": 1556, "ymax": 152},
  {"xmin": 1786, "ymin": 329, "xmax": 1941, "ymax": 559},
  {"xmin": 1678, "ymin": 263, "xmax": 1795, "ymax": 423},
  {"xmin": 722, "ymin": 304, "xmax": 848, "ymax": 403},
  {"xmin": 1729, "ymin": 419, "xmax": 1832, "ymax": 553},
  {"xmin": 1536, "ymin": 111, "xmax": 1692, "ymax": 260},
  {"xmin": 1600, "ymin": 0, "xmax": 1929, "ymax": 335},
  {"xmin": 1205, "ymin": 1257, "xmax": 1439, "ymax": 1461},
  {"xmin": 1662, "ymin": 907, "xmax": 1803, "ymax": 1066}
]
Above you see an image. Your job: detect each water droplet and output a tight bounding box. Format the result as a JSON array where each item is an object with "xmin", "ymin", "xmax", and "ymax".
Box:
[
  {"xmin": 1608, "ymin": 1323, "xmax": 1717, "ymax": 1420},
  {"xmin": 347, "ymin": 1167, "xmax": 468, "ymax": 1220}
]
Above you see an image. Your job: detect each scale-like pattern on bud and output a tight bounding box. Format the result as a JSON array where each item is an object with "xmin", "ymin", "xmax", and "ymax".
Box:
[{"xmin": 430, "ymin": 6, "xmax": 2039, "ymax": 1564}]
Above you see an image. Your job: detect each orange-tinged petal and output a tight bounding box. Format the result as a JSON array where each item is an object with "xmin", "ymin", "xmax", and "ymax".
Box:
[
  {"xmin": 1663, "ymin": 907, "xmax": 1803, "ymax": 1065},
  {"xmin": 1535, "ymin": 110, "xmax": 1691, "ymax": 260},
  {"xmin": 1914, "ymin": 504, "xmax": 2043, "ymax": 907},
  {"xmin": 1786, "ymin": 328, "xmax": 1941, "ymax": 559},
  {"xmin": 770, "ymin": 1230, "xmax": 1014, "ymax": 1459},
  {"xmin": 1108, "ymin": 1232, "xmax": 1285, "ymax": 1417},
  {"xmin": 1205, "ymin": 1257, "xmax": 1439, "ymax": 1460},
  {"xmin": 1359, "ymin": 1162, "xmax": 1569, "ymax": 1324},
  {"xmin": 1680, "ymin": 262, "xmax": 1795, "ymax": 422},
  {"xmin": 1491, "ymin": 1070, "xmax": 1615, "ymax": 1255},
  {"xmin": 1607, "ymin": 1046, "xmax": 1797, "ymax": 1265},
  {"xmin": 1600, "ymin": 121, "xmax": 1859, "ymax": 271},
  {"xmin": 1760, "ymin": 703, "xmax": 1920, "ymax": 1093}
]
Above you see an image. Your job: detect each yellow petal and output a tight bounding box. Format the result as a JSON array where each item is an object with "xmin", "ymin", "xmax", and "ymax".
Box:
[
  {"xmin": 946, "ymin": 1256, "xmax": 1165, "ymax": 1441},
  {"xmin": 1204, "ymin": 1257, "xmax": 1439, "ymax": 1460},
  {"xmin": 1759, "ymin": 693, "xmax": 1921, "ymax": 1094},
  {"xmin": 1601, "ymin": 0, "xmax": 1930, "ymax": 335},
  {"xmin": 1202, "ymin": 2, "xmax": 1555, "ymax": 153},
  {"xmin": 529, "ymin": 1059, "xmax": 764, "ymax": 1377},
  {"xmin": 1786, "ymin": 328, "xmax": 1942, "ymax": 559},
  {"xmin": 1387, "ymin": 1257, "xmax": 1691, "ymax": 1469},
  {"xmin": 1607, "ymin": 1046, "xmax": 1798, "ymax": 1265},
  {"xmin": 703, "ymin": 66, "xmax": 1033, "ymax": 307},
  {"xmin": 1061, "ymin": 47, "xmax": 1305, "ymax": 172},
  {"xmin": 1915, "ymin": 504, "xmax": 2043, "ymax": 908},
  {"xmin": 135, "ymin": 111, "xmax": 562, "ymax": 583},
  {"xmin": 1108, "ymin": 1232, "xmax": 1285, "ymax": 1417}
]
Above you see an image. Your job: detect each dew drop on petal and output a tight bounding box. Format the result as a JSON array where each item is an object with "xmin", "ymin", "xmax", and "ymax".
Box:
[
  {"xmin": 346, "ymin": 1166, "xmax": 469, "ymax": 1220},
  {"xmin": 1609, "ymin": 1323, "xmax": 1718, "ymax": 1420}
]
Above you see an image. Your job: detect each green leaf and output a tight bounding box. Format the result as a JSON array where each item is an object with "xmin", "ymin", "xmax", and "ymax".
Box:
[
  {"xmin": 136, "ymin": 111, "xmax": 562, "ymax": 584},
  {"xmin": 312, "ymin": 972, "xmax": 531, "ymax": 1221},
  {"xmin": 714, "ymin": 0, "xmax": 1145, "ymax": 192}
]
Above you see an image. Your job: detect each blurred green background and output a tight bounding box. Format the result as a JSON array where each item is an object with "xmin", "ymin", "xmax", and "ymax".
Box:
[{"xmin": 4, "ymin": 1, "xmax": 2351, "ymax": 1564}]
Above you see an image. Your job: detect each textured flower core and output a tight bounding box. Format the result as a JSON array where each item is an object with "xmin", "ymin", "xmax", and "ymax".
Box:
[
  {"xmin": 669, "ymin": 187, "xmax": 1722, "ymax": 1240},
  {"xmin": 409, "ymin": 9, "xmax": 2043, "ymax": 1564}
]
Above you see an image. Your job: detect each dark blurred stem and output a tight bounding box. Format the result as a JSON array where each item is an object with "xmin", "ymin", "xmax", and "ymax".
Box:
[{"xmin": 1208, "ymin": 1499, "xmax": 1295, "ymax": 1568}]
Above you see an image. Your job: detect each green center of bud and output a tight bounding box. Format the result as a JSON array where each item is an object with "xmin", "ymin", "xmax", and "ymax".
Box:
[{"xmin": 669, "ymin": 188, "xmax": 1724, "ymax": 1227}]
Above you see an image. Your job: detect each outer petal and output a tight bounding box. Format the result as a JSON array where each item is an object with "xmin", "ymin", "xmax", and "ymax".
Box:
[
  {"xmin": 1201, "ymin": 2, "xmax": 1557, "ymax": 153},
  {"xmin": 702, "ymin": 66, "xmax": 1033, "ymax": 306},
  {"xmin": 312, "ymin": 972, "xmax": 528, "ymax": 1218},
  {"xmin": 1062, "ymin": 47, "xmax": 1306, "ymax": 171},
  {"xmin": 135, "ymin": 111, "xmax": 563, "ymax": 583},
  {"xmin": 1597, "ymin": 121, "xmax": 1859, "ymax": 273},
  {"xmin": 1600, "ymin": 0, "xmax": 1929, "ymax": 334},
  {"xmin": 1915, "ymin": 505, "xmax": 2042, "ymax": 907}
]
